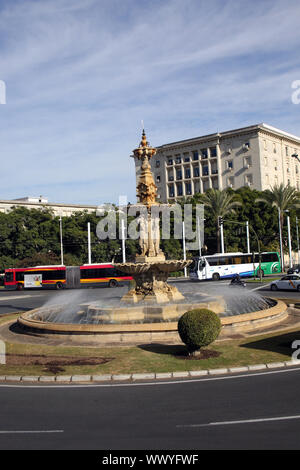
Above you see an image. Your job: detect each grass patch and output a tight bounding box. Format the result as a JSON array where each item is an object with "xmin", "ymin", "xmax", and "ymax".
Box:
[{"xmin": 0, "ymin": 323, "xmax": 300, "ymax": 376}]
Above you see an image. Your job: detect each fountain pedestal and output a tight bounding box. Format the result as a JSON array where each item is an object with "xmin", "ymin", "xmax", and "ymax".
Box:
[
  {"xmin": 115, "ymin": 129, "xmax": 192, "ymax": 305},
  {"xmin": 115, "ymin": 259, "xmax": 190, "ymax": 304}
]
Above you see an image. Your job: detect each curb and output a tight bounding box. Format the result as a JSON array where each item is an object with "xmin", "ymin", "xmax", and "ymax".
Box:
[{"xmin": 1, "ymin": 360, "xmax": 300, "ymax": 384}]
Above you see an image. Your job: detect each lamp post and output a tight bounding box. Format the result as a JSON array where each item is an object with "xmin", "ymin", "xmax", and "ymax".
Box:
[
  {"xmin": 246, "ymin": 220, "xmax": 250, "ymax": 253},
  {"xmin": 285, "ymin": 210, "xmax": 293, "ymax": 269},
  {"xmin": 59, "ymin": 215, "xmax": 64, "ymax": 266},
  {"xmin": 278, "ymin": 208, "xmax": 284, "ymax": 272},
  {"xmin": 296, "ymin": 216, "xmax": 300, "ymax": 265},
  {"xmin": 87, "ymin": 222, "xmax": 92, "ymax": 264},
  {"xmin": 218, "ymin": 216, "xmax": 224, "ymax": 253},
  {"xmin": 182, "ymin": 221, "xmax": 187, "ymax": 277},
  {"xmin": 197, "ymin": 216, "xmax": 206, "ymax": 257}
]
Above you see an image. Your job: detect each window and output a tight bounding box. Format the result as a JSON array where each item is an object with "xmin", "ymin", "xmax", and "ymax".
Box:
[
  {"xmin": 176, "ymin": 169, "xmax": 182, "ymax": 180},
  {"xmin": 245, "ymin": 174, "xmax": 253, "ymax": 185},
  {"xmin": 168, "ymin": 185, "xmax": 174, "ymax": 198},
  {"xmin": 184, "ymin": 155, "xmax": 190, "ymax": 162},
  {"xmin": 168, "ymin": 158, "xmax": 173, "ymax": 165},
  {"xmin": 185, "ymin": 182, "xmax": 192, "ymax": 195},
  {"xmin": 201, "ymin": 149, "xmax": 208, "ymax": 159},
  {"xmin": 156, "ymin": 175, "xmax": 161, "ymax": 183},
  {"xmin": 245, "ymin": 156, "xmax": 252, "ymax": 168},
  {"xmin": 185, "ymin": 168, "xmax": 191, "ymax": 179},
  {"xmin": 193, "ymin": 166, "xmax": 200, "ymax": 177},
  {"xmin": 202, "ymin": 166, "xmax": 209, "ymax": 176},
  {"xmin": 210, "ymin": 147, "xmax": 217, "ymax": 158},
  {"xmin": 168, "ymin": 172, "xmax": 174, "ymax": 181},
  {"xmin": 4, "ymin": 272, "xmax": 14, "ymax": 282},
  {"xmin": 175, "ymin": 156, "xmax": 182, "ymax": 164},
  {"xmin": 16, "ymin": 272, "xmax": 24, "ymax": 281},
  {"xmin": 273, "ymin": 143, "xmax": 277, "ymax": 153},
  {"xmin": 155, "ymin": 160, "xmax": 160, "ymax": 168},
  {"xmin": 286, "ymin": 147, "xmax": 289, "ymax": 156},
  {"xmin": 227, "ymin": 160, "xmax": 233, "ymax": 170},
  {"xmin": 263, "ymin": 139, "xmax": 267, "ymax": 150},
  {"xmin": 254, "ymin": 253, "xmax": 279, "ymax": 263},
  {"xmin": 176, "ymin": 182, "xmax": 183, "ymax": 196},
  {"xmin": 227, "ymin": 176, "xmax": 234, "ymax": 188},
  {"xmin": 192, "ymin": 151, "xmax": 199, "ymax": 161}
]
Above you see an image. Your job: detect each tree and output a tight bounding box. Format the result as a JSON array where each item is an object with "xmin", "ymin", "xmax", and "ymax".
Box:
[
  {"xmin": 256, "ymin": 184, "xmax": 300, "ymax": 264},
  {"xmin": 195, "ymin": 189, "xmax": 242, "ymax": 252}
]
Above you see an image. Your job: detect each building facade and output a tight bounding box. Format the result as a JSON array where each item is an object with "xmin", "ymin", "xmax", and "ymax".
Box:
[
  {"xmin": 132, "ymin": 123, "xmax": 300, "ymax": 202},
  {"xmin": 0, "ymin": 196, "xmax": 97, "ymax": 216}
]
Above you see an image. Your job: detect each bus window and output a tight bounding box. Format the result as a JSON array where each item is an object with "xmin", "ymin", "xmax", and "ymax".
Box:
[
  {"xmin": 4, "ymin": 272, "xmax": 14, "ymax": 283},
  {"xmin": 208, "ymin": 257, "xmax": 219, "ymax": 266}
]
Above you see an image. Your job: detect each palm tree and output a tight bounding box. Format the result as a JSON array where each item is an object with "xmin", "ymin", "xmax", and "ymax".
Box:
[
  {"xmin": 256, "ymin": 183, "xmax": 300, "ymax": 268},
  {"xmin": 198, "ymin": 189, "xmax": 242, "ymax": 252}
]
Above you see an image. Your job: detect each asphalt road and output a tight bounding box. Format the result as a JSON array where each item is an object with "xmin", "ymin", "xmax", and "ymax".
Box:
[
  {"xmin": 1, "ymin": 367, "xmax": 300, "ymax": 449},
  {"xmin": 1, "ymin": 280, "xmax": 300, "ymax": 450}
]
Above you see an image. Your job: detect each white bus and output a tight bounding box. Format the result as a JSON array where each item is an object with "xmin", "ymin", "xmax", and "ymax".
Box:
[{"xmin": 189, "ymin": 252, "xmax": 281, "ymax": 281}]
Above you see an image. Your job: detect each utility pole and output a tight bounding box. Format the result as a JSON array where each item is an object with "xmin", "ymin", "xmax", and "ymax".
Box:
[
  {"xmin": 121, "ymin": 218, "xmax": 126, "ymax": 263},
  {"xmin": 286, "ymin": 211, "xmax": 293, "ymax": 269},
  {"xmin": 246, "ymin": 220, "xmax": 250, "ymax": 253},
  {"xmin": 296, "ymin": 216, "xmax": 300, "ymax": 265},
  {"xmin": 278, "ymin": 208, "xmax": 284, "ymax": 272},
  {"xmin": 197, "ymin": 216, "xmax": 205, "ymax": 257},
  {"xmin": 87, "ymin": 222, "xmax": 92, "ymax": 264},
  {"xmin": 182, "ymin": 221, "xmax": 187, "ymax": 277},
  {"xmin": 218, "ymin": 216, "xmax": 224, "ymax": 253},
  {"xmin": 59, "ymin": 215, "xmax": 64, "ymax": 266}
]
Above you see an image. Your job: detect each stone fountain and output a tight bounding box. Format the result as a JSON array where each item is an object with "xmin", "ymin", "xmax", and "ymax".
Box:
[
  {"xmin": 15, "ymin": 130, "xmax": 288, "ymax": 345},
  {"xmin": 115, "ymin": 129, "xmax": 192, "ymax": 305}
]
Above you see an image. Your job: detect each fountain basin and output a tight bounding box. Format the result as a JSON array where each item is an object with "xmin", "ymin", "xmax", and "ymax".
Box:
[{"xmin": 17, "ymin": 298, "xmax": 288, "ymax": 345}]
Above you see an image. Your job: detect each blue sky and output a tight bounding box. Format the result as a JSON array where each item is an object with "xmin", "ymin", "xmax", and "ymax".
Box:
[{"xmin": 0, "ymin": 0, "xmax": 299, "ymax": 205}]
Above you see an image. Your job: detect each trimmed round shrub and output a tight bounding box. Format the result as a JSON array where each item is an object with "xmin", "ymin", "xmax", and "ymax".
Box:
[{"xmin": 178, "ymin": 308, "xmax": 221, "ymax": 353}]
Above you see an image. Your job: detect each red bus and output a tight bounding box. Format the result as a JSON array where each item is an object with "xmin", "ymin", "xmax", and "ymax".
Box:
[{"xmin": 4, "ymin": 264, "xmax": 132, "ymax": 290}]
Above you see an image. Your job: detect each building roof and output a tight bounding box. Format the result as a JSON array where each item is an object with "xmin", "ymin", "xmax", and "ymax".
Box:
[{"xmin": 156, "ymin": 123, "xmax": 300, "ymax": 149}]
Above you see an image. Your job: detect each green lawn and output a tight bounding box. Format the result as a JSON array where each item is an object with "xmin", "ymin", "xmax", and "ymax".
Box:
[{"xmin": 0, "ymin": 313, "xmax": 299, "ymax": 376}]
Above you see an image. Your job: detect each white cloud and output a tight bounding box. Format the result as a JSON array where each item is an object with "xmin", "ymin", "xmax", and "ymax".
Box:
[{"xmin": 0, "ymin": 0, "xmax": 299, "ymax": 204}]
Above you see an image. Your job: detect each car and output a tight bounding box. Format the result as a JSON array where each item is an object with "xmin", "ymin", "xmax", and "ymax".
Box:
[
  {"xmin": 287, "ymin": 264, "xmax": 300, "ymax": 274},
  {"xmin": 270, "ymin": 274, "xmax": 300, "ymax": 291}
]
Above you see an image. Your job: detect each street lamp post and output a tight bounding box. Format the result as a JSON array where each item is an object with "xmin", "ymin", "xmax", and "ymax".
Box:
[
  {"xmin": 278, "ymin": 208, "xmax": 284, "ymax": 272},
  {"xmin": 296, "ymin": 216, "xmax": 300, "ymax": 265},
  {"xmin": 246, "ymin": 220, "xmax": 250, "ymax": 253},
  {"xmin": 197, "ymin": 216, "xmax": 206, "ymax": 257},
  {"xmin": 285, "ymin": 210, "xmax": 293, "ymax": 269},
  {"xmin": 59, "ymin": 215, "xmax": 64, "ymax": 266},
  {"xmin": 218, "ymin": 216, "xmax": 224, "ymax": 253}
]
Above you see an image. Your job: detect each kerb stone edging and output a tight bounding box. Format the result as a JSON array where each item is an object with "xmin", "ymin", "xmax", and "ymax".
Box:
[{"xmin": 1, "ymin": 360, "xmax": 300, "ymax": 383}]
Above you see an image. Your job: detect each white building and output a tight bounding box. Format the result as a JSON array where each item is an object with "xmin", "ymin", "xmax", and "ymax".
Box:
[
  {"xmin": 132, "ymin": 123, "xmax": 300, "ymax": 202},
  {"xmin": 0, "ymin": 196, "xmax": 97, "ymax": 216}
]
